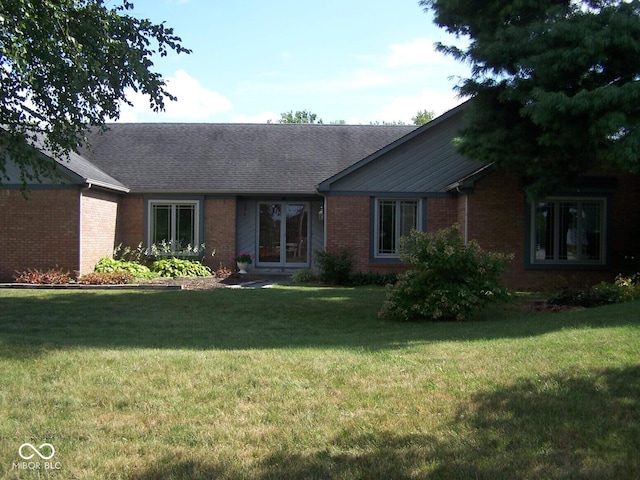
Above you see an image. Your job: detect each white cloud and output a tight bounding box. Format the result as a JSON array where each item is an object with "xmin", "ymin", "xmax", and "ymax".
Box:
[
  {"xmin": 384, "ymin": 38, "xmax": 443, "ymax": 69},
  {"xmin": 117, "ymin": 69, "xmax": 232, "ymax": 122},
  {"xmin": 349, "ymin": 88, "xmax": 465, "ymax": 125}
]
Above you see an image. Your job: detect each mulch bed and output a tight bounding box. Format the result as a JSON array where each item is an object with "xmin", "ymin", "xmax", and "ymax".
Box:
[
  {"xmin": 141, "ymin": 273, "xmax": 283, "ymax": 290},
  {"xmin": 1, "ymin": 274, "xmax": 286, "ymax": 291}
]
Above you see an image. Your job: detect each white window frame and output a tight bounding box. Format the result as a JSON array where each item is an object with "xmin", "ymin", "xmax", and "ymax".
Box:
[
  {"xmin": 147, "ymin": 200, "xmax": 201, "ymax": 256},
  {"xmin": 530, "ymin": 197, "xmax": 606, "ymax": 265},
  {"xmin": 374, "ymin": 198, "xmax": 422, "ymax": 258}
]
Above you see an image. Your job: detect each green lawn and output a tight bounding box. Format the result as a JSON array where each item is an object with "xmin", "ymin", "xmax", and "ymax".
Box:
[{"xmin": 0, "ymin": 286, "xmax": 638, "ymax": 479}]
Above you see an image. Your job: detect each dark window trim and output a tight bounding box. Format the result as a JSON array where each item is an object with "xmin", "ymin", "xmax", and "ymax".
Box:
[{"xmin": 524, "ymin": 194, "xmax": 612, "ymax": 271}]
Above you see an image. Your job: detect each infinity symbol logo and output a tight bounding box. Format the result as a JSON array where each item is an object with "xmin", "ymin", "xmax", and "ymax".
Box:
[{"xmin": 18, "ymin": 443, "xmax": 56, "ymax": 460}]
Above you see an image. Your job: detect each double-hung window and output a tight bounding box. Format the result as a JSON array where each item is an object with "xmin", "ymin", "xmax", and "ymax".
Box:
[
  {"xmin": 148, "ymin": 200, "xmax": 200, "ymax": 255},
  {"xmin": 375, "ymin": 199, "xmax": 420, "ymax": 257},
  {"xmin": 531, "ymin": 198, "xmax": 606, "ymax": 265}
]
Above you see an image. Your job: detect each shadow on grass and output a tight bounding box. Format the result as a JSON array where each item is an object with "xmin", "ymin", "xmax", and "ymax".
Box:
[
  {"xmin": 0, "ymin": 287, "xmax": 638, "ymax": 356},
  {"xmin": 128, "ymin": 365, "xmax": 640, "ymax": 479}
]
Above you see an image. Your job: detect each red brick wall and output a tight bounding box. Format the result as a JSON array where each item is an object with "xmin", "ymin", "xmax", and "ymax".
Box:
[
  {"xmin": 204, "ymin": 196, "xmax": 236, "ymax": 270},
  {"xmin": 80, "ymin": 189, "xmax": 121, "ymax": 274},
  {"xmin": 467, "ymin": 170, "xmax": 640, "ymax": 290},
  {"xmin": 116, "ymin": 195, "xmax": 145, "ymax": 249},
  {"xmin": 427, "ymin": 196, "xmax": 458, "ymax": 233},
  {"xmin": 324, "ymin": 170, "xmax": 640, "ymax": 289},
  {"xmin": 113, "ymin": 195, "xmax": 236, "ymax": 270},
  {"xmin": 0, "ymin": 188, "xmax": 80, "ymax": 281},
  {"xmin": 325, "ymin": 196, "xmax": 371, "ymax": 272}
]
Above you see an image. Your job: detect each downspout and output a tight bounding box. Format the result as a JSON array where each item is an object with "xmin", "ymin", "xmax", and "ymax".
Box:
[
  {"xmin": 464, "ymin": 192, "xmax": 469, "ymax": 244},
  {"xmin": 322, "ymin": 195, "xmax": 327, "ymax": 250},
  {"xmin": 455, "ymin": 185, "xmax": 469, "ymax": 244}
]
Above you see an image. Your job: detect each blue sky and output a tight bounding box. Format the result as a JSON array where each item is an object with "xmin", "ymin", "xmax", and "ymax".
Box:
[{"xmin": 118, "ymin": 0, "xmax": 471, "ymax": 124}]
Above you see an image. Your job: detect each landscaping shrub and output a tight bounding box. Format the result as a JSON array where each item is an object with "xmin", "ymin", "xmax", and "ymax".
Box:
[
  {"xmin": 14, "ymin": 268, "xmax": 73, "ymax": 284},
  {"xmin": 548, "ymin": 274, "xmax": 640, "ymax": 308},
  {"xmin": 292, "ymin": 268, "xmax": 316, "ymax": 283},
  {"xmin": 95, "ymin": 257, "xmax": 156, "ymax": 279},
  {"xmin": 79, "ymin": 271, "xmax": 135, "ymax": 285},
  {"xmin": 379, "ymin": 225, "xmax": 511, "ymax": 321},
  {"xmin": 349, "ymin": 271, "xmax": 398, "ymax": 286},
  {"xmin": 313, "ymin": 245, "xmax": 353, "ymax": 285},
  {"xmin": 151, "ymin": 257, "xmax": 212, "ymax": 277}
]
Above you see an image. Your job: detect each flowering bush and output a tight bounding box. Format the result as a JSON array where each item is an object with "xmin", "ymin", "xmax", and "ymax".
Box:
[
  {"xmin": 234, "ymin": 251, "xmax": 254, "ymax": 264},
  {"xmin": 379, "ymin": 225, "xmax": 511, "ymax": 321},
  {"xmin": 146, "ymin": 241, "xmax": 206, "ymax": 258},
  {"xmin": 113, "ymin": 243, "xmax": 146, "ymax": 262}
]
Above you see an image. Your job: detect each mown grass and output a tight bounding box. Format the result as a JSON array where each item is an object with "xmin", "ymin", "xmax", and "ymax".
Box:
[{"xmin": 0, "ymin": 286, "xmax": 638, "ymax": 479}]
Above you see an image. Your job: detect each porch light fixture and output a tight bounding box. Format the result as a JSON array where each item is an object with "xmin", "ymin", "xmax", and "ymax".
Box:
[{"xmin": 318, "ymin": 206, "xmax": 324, "ymax": 222}]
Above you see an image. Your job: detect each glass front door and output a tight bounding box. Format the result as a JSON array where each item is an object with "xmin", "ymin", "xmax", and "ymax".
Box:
[{"xmin": 258, "ymin": 202, "xmax": 309, "ymax": 266}]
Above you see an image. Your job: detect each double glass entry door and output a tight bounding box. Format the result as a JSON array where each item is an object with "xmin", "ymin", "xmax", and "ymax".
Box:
[{"xmin": 258, "ymin": 203, "xmax": 309, "ymax": 266}]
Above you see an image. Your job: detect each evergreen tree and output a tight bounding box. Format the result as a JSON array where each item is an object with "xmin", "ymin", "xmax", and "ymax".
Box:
[{"xmin": 421, "ymin": 0, "xmax": 640, "ymax": 197}]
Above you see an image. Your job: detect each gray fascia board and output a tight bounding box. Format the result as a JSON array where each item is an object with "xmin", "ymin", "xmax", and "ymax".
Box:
[
  {"xmin": 83, "ymin": 178, "xmax": 130, "ymax": 193},
  {"xmin": 54, "ymin": 160, "xmax": 129, "ymax": 193},
  {"xmin": 444, "ymin": 163, "xmax": 495, "ymax": 192},
  {"xmin": 129, "ymin": 189, "xmax": 320, "ymax": 196}
]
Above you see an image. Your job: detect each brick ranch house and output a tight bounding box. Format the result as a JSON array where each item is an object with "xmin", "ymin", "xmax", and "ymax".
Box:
[{"xmin": 1, "ymin": 102, "xmax": 639, "ymax": 289}]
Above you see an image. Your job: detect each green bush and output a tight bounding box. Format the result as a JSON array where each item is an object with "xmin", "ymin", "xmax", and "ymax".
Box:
[
  {"xmin": 95, "ymin": 257, "xmax": 155, "ymax": 279},
  {"xmin": 292, "ymin": 268, "xmax": 316, "ymax": 283},
  {"xmin": 313, "ymin": 246, "xmax": 353, "ymax": 285},
  {"xmin": 349, "ymin": 271, "xmax": 398, "ymax": 286},
  {"xmin": 379, "ymin": 225, "xmax": 511, "ymax": 321},
  {"xmin": 151, "ymin": 257, "xmax": 212, "ymax": 277},
  {"xmin": 548, "ymin": 274, "xmax": 640, "ymax": 308}
]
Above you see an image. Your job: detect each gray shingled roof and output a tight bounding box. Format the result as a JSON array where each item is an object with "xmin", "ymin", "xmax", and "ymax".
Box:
[
  {"xmin": 80, "ymin": 123, "xmax": 417, "ymax": 194},
  {"xmin": 57, "ymin": 150, "xmax": 129, "ymax": 192},
  {"xmin": 12, "ymin": 130, "xmax": 129, "ymax": 192}
]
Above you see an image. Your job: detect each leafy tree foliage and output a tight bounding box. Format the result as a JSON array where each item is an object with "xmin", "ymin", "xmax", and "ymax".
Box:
[
  {"xmin": 421, "ymin": 0, "xmax": 640, "ymax": 197},
  {"xmin": 277, "ymin": 110, "xmax": 323, "ymax": 124},
  {"xmin": 0, "ymin": 0, "xmax": 190, "ymax": 184},
  {"xmin": 412, "ymin": 109, "xmax": 434, "ymax": 125},
  {"xmin": 369, "ymin": 120, "xmax": 407, "ymax": 125}
]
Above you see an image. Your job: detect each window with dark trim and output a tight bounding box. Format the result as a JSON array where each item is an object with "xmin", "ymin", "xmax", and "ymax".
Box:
[
  {"xmin": 375, "ymin": 199, "xmax": 420, "ymax": 257},
  {"xmin": 531, "ymin": 198, "xmax": 606, "ymax": 265}
]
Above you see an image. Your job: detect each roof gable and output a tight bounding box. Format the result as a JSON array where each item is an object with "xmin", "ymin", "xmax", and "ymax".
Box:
[{"xmin": 317, "ymin": 101, "xmax": 487, "ymax": 194}]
